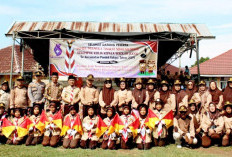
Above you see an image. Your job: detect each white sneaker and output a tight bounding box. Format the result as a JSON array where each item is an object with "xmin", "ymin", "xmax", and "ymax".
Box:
[{"xmin": 177, "ymin": 145, "xmax": 182, "ymax": 148}]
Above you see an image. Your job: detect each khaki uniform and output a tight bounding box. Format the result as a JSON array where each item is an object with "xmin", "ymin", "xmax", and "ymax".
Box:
[
  {"xmin": 152, "ymin": 109, "xmax": 168, "ymax": 139},
  {"xmin": 99, "ymin": 91, "xmax": 117, "ymax": 115},
  {"xmin": 149, "ymin": 91, "xmax": 160, "ymax": 109},
  {"xmin": 10, "ymin": 86, "xmax": 29, "ymax": 109},
  {"xmin": 62, "ymin": 86, "xmax": 81, "ymax": 105},
  {"xmin": 224, "ymin": 116, "xmax": 232, "ymax": 134},
  {"xmin": 102, "ymin": 117, "xmax": 117, "ymax": 141},
  {"xmin": 201, "ymin": 112, "xmax": 224, "ymax": 134},
  {"xmin": 135, "ymin": 116, "xmax": 152, "ymax": 144},
  {"xmin": 0, "ymin": 89, "xmax": 10, "ymax": 110},
  {"xmin": 189, "ymin": 93, "xmax": 201, "ymax": 105},
  {"xmin": 44, "ymin": 82, "xmax": 63, "ymax": 108},
  {"xmin": 206, "ymin": 94, "xmax": 223, "ymax": 110},
  {"xmin": 81, "ymin": 115, "xmax": 99, "ymax": 141},
  {"xmin": 199, "ymin": 90, "xmax": 211, "ymax": 112},
  {"xmin": 28, "ymin": 81, "xmax": 46, "ymax": 107},
  {"xmin": 132, "ymin": 90, "xmax": 150, "ymax": 109},
  {"xmin": 114, "ymin": 89, "xmax": 132, "ymax": 112},
  {"xmin": 44, "ymin": 111, "xmax": 61, "ymax": 136}
]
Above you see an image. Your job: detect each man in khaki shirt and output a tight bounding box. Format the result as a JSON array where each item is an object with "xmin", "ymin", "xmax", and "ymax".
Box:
[
  {"xmin": 80, "ymin": 74, "xmax": 99, "ymax": 118},
  {"xmin": 44, "ymin": 72, "xmax": 63, "ymax": 110},
  {"xmin": 62, "ymin": 75, "xmax": 80, "ymax": 116},
  {"xmin": 10, "ymin": 76, "xmax": 29, "ymax": 111}
]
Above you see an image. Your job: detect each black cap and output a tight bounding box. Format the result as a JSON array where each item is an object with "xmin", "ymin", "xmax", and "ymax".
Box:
[
  {"xmin": 68, "ymin": 75, "xmax": 76, "ymax": 80},
  {"xmin": 52, "ymin": 72, "xmax": 58, "ymax": 76}
]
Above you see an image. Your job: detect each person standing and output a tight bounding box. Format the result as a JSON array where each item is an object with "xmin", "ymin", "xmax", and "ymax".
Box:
[
  {"xmin": 28, "ymin": 71, "xmax": 46, "ymax": 110},
  {"xmin": 62, "ymin": 75, "xmax": 81, "ymax": 116},
  {"xmin": 80, "ymin": 74, "xmax": 99, "ymax": 119},
  {"xmin": 0, "ymin": 81, "xmax": 10, "ymax": 111},
  {"xmin": 44, "ymin": 72, "xmax": 63, "ymax": 111}
]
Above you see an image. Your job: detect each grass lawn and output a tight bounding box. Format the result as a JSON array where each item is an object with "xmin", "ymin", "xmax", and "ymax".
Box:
[{"xmin": 0, "ymin": 144, "xmax": 232, "ymax": 157}]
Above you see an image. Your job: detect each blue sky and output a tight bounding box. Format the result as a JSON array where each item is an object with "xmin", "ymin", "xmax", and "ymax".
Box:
[{"xmin": 1, "ymin": 0, "xmax": 232, "ymax": 67}]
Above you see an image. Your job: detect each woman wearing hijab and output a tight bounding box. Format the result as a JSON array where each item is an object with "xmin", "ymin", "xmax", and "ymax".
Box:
[
  {"xmin": 186, "ymin": 80, "xmax": 201, "ymax": 106},
  {"xmin": 0, "ymin": 81, "xmax": 10, "ymax": 111},
  {"xmin": 146, "ymin": 79, "xmax": 159, "ymax": 109},
  {"xmin": 99, "ymin": 78, "xmax": 116, "ymax": 119},
  {"xmin": 198, "ymin": 80, "xmax": 211, "ymax": 114},
  {"xmin": 222, "ymin": 78, "xmax": 232, "ymax": 104},
  {"xmin": 201, "ymin": 102, "xmax": 224, "ymax": 147},
  {"xmin": 207, "ymin": 81, "xmax": 223, "ymax": 111}
]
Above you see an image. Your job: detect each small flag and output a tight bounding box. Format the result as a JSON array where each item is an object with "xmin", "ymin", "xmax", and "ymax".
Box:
[
  {"xmin": 96, "ymin": 116, "xmax": 108, "ymax": 138},
  {"xmin": 17, "ymin": 117, "xmax": 33, "ymax": 138},
  {"xmin": 52, "ymin": 109, "xmax": 63, "ymax": 130},
  {"xmin": 108, "ymin": 114, "xmax": 124, "ymax": 135},
  {"xmin": 129, "ymin": 118, "xmax": 140, "ymax": 138},
  {"xmin": 1, "ymin": 118, "xmax": 15, "ymax": 138},
  {"xmin": 35, "ymin": 110, "xmax": 49, "ymax": 133}
]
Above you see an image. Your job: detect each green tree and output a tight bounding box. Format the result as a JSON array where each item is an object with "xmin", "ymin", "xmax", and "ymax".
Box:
[{"xmin": 191, "ymin": 57, "xmax": 210, "ymax": 67}]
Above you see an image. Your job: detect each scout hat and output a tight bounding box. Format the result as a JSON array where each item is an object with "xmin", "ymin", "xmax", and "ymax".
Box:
[
  {"xmin": 16, "ymin": 75, "xmax": 24, "ymax": 81},
  {"xmin": 119, "ymin": 77, "xmax": 126, "ymax": 82},
  {"xmin": 68, "ymin": 75, "xmax": 76, "ymax": 80},
  {"xmin": 228, "ymin": 78, "xmax": 232, "ymax": 82},
  {"xmin": 34, "ymin": 71, "xmax": 42, "ymax": 76},
  {"xmin": 198, "ymin": 80, "xmax": 206, "ymax": 86},
  {"xmin": 188, "ymin": 99, "xmax": 196, "ymax": 105},
  {"xmin": 147, "ymin": 79, "xmax": 155, "ymax": 85},
  {"xmin": 0, "ymin": 103, "xmax": 5, "ymax": 108},
  {"xmin": 135, "ymin": 78, "xmax": 143, "ymax": 85},
  {"xmin": 174, "ymin": 79, "xmax": 181, "ymax": 85},
  {"xmin": 223, "ymin": 101, "xmax": 232, "ymax": 110},
  {"xmin": 161, "ymin": 80, "xmax": 169, "ymax": 85},
  {"xmin": 87, "ymin": 74, "xmax": 94, "ymax": 81},
  {"xmin": 179, "ymin": 106, "xmax": 188, "ymax": 112},
  {"xmin": 1, "ymin": 80, "xmax": 8, "ymax": 85},
  {"xmin": 104, "ymin": 78, "xmax": 112, "ymax": 84}
]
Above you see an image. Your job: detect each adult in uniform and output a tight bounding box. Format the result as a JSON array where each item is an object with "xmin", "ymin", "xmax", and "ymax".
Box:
[
  {"xmin": 10, "ymin": 76, "xmax": 29, "ymax": 112},
  {"xmin": 28, "ymin": 71, "xmax": 46, "ymax": 110},
  {"xmin": 80, "ymin": 74, "xmax": 99, "ymax": 119},
  {"xmin": 0, "ymin": 80, "xmax": 10, "ymax": 111},
  {"xmin": 44, "ymin": 72, "xmax": 63, "ymax": 111},
  {"xmin": 61, "ymin": 75, "xmax": 81, "ymax": 116}
]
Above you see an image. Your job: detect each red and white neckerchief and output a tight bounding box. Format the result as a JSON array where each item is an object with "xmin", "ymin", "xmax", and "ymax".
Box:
[
  {"xmin": 70, "ymin": 87, "xmax": 74, "ymax": 103},
  {"xmin": 156, "ymin": 112, "xmax": 164, "ymax": 137},
  {"xmin": 122, "ymin": 115, "xmax": 129, "ymax": 143},
  {"xmin": 68, "ymin": 116, "xmax": 75, "ymax": 140},
  {"xmin": 87, "ymin": 118, "xmax": 94, "ymax": 139},
  {"xmin": 13, "ymin": 117, "xmax": 20, "ymax": 142},
  {"xmin": 107, "ymin": 118, "xmax": 114, "ymax": 147},
  {"xmin": 140, "ymin": 120, "xmax": 146, "ymax": 143},
  {"xmin": 32, "ymin": 117, "xmax": 38, "ymax": 132},
  {"xmin": 0, "ymin": 112, "xmax": 7, "ymax": 125}
]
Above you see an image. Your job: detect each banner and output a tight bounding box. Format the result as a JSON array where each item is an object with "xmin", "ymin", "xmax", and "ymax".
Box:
[{"xmin": 49, "ymin": 39, "xmax": 158, "ymax": 78}]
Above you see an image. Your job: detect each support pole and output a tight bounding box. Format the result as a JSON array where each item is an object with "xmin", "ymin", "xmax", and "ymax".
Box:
[
  {"xmin": 10, "ymin": 32, "xmax": 16, "ymax": 89},
  {"xmin": 196, "ymin": 40, "xmax": 200, "ymax": 82},
  {"xmin": 21, "ymin": 39, "xmax": 25, "ymax": 76},
  {"xmin": 179, "ymin": 51, "xmax": 181, "ymax": 73}
]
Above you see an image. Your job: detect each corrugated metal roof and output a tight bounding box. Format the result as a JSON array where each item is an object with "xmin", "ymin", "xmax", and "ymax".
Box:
[{"xmin": 6, "ymin": 21, "xmax": 215, "ymax": 38}]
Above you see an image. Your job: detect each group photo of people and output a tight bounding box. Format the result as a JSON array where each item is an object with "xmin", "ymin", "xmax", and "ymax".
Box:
[{"xmin": 0, "ymin": 71, "xmax": 231, "ymax": 150}]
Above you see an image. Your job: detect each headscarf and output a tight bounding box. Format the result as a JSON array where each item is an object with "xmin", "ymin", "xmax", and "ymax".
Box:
[
  {"xmin": 186, "ymin": 80, "xmax": 198, "ymax": 101},
  {"xmin": 208, "ymin": 102, "xmax": 220, "ymax": 120},
  {"xmin": 222, "ymin": 81, "xmax": 232, "ymax": 103},
  {"xmin": 159, "ymin": 84, "xmax": 170, "ymax": 104},
  {"xmin": 132, "ymin": 87, "xmax": 146, "ymax": 105},
  {"xmin": 102, "ymin": 84, "xmax": 115, "ymax": 106},
  {"xmin": 209, "ymin": 81, "xmax": 222, "ymax": 104}
]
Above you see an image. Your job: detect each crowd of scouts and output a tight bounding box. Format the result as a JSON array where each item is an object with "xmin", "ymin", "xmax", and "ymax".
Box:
[{"xmin": 0, "ymin": 71, "xmax": 231, "ymax": 150}]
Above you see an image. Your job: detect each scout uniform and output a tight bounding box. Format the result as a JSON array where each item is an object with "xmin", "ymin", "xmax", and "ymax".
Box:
[
  {"xmin": 44, "ymin": 80, "xmax": 63, "ymax": 110},
  {"xmin": 25, "ymin": 105, "xmax": 42, "ymax": 146},
  {"xmin": 222, "ymin": 78, "xmax": 232, "ymax": 104},
  {"xmin": 119, "ymin": 104, "xmax": 135, "ymax": 149},
  {"xmin": 28, "ymin": 71, "xmax": 46, "ymax": 109},
  {"xmin": 222, "ymin": 101, "xmax": 232, "ymax": 146},
  {"xmin": 172, "ymin": 80, "xmax": 188, "ymax": 114},
  {"xmin": 99, "ymin": 78, "xmax": 117, "ymax": 118},
  {"xmin": 10, "ymin": 76, "xmax": 29, "ymax": 110},
  {"xmin": 207, "ymin": 81, "xmax": 223, "ymax": 110},
  {"xmin": 114, "ymin": 78, "xmax": 132, "ymax": 114},
  {"xmin": 201, "ymin": 103, "xmax": 224, "ymax": 147},
  {"xmin": 101, "ymin": 107, "xmax": 117, "ymax": 150},
  {"xmin": 42, "ymin": 102, "xmax": 61, "ymax": 147},
  {"xmin": 186, "ymin": 80, "xmax": 201, "ymax": 105},
  {"xmin": 146, "ymin": 79, "xmax": 157, "ymax": 108},
  {"xmin": 159, "ymin": 80, "xmax": 176, "ymax": 112},
  {"xmin": 80, "ymin": 106, "xmax": 99, "ymax": 149},
  {"xmin": 131, "ymin": 78, "xmax": 150, "ymax": 109},
  {"xmin": 79, "ymin": 74, "xmax": 99, "ymax": 119},
  {"xmin": 135, "ymin": 104, "xmax": 152, "ymax": 150},
  {"xmin": 198, "ymin": 80, "xmax": 211, "ymax": 113},
  {"xmin": 62, "ymin": 105, "xmax": 82, "ymax": 149},
  {"xmin": 173, "ymin": 106, "xmax": 197, "ymax": 148},
  {"xmin": 62, "ymin": 75, "xmax": 81, "ymax": 116},
  {"xmin": 6, "ymin": 108, "xmax": 25, "ymax": 145},
  {"xmin": 0, "ymin": 81, "xmax": 10, "ymax": 111},
  {"xmin": 152, "ymin": 99, "xmax": 168, "ymax": 147}
]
